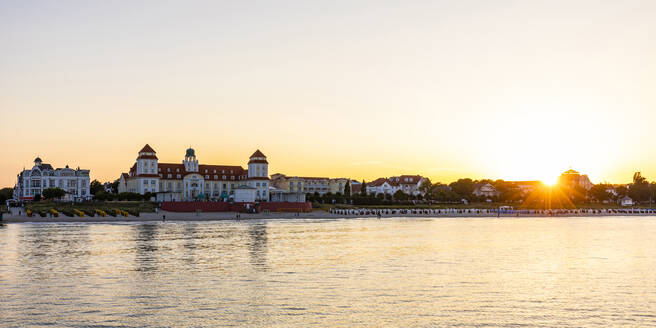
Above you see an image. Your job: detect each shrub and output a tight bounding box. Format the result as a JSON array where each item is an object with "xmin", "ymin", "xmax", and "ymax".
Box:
[
  {"xmin": 49, "ymin": 208, "xmax": 59, "ymax": 217},
  {"xmin": 95, "ymin": 209, "xmax": 107, "ymax": 217},
  {"xmin": 62, "ymin": 210, "xmax": 74, "ymax": 217},
  {"xmin": 73, "ymin": 209, "xmax": 85, "ymax": 217}
]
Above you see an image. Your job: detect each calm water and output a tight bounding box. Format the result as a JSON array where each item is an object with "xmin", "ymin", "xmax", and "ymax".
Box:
[{"xmin": 1, "ymin": 217, "xmax": 655, "ymax": 327}]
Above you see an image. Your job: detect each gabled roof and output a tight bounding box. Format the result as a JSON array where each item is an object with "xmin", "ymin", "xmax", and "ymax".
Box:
[{"xmin": 139, "ymin": 144, "xmax": 156, "ymax": 153}]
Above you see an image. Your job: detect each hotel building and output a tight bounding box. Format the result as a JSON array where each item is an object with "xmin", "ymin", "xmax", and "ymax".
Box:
[
  {"xmin": 14, "ymin": 157, "xmax": 91, "ymax": 201},
  {"xmin": 118, "ymin": 145, "xmax": 270, "ymax": 202},
  {"xmin": 270, "ymin": 174, "xmax": 349, "ymax": 195}
]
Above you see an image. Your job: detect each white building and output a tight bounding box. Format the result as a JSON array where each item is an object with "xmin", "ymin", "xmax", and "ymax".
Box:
[
  {"xmin": 620, "ymin": 196, "xmax": 634, "ymax": 207},
  {"xmin": 366, "ymin": 175, "xmax": 428, "ymax": 196},
  {"xmin": 14, "ymin": 157, "xmax": 91, "ymax": 201},
  {"xmin": 473, "ymin": 183, "xmax": 500, "ymax": 198},
  {"xmin": 118, "ymin": 145, "xmax": 270, "ymax": 202}
]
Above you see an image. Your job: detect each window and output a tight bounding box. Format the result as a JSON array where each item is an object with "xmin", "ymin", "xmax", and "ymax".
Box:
[
  {"xmin": 222, "ymin": 175, "xmax": 226, "ymax": 180},
  {"xmin": 205, "ymin": 175, "xmax": 209, "ymax": 179},
  {"xmin": 231, "ymin": 176, "xmax": 235, "ymax": 180},
  {"xmin": 256, "ymin": 183, "xmax": 260, "ymax": 187},
  {"xmin": 176, "ymin": 168, "xmax": 180, "ymax": 172},
  {"xmin": 213, "ymin": 170, "xmax": 216, "ymax": 173},
  {"xmin": 167, "ymin": 168, "xmax": 170, "ymax": 172},
  {"xmin": 214, "ymin": 175, "xmax": 218, "ymax": 179},
  {"xmin": 205, "ymin": 169, "xmax": 208, "ymax": 173},
  {"xmin": 167, "ymin": 174, "xmax": 172, "ymax": 178},
  {"xmin": 177, "ymin": 174, "xmax": 181, "ymax": 179}
]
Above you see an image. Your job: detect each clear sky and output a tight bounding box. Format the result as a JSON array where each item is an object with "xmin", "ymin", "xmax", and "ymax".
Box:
[{"xmin": 1, "ymin": 0, "xmax": 655, "ymax": 188}]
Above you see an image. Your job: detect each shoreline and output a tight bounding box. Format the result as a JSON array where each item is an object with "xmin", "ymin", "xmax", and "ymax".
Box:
[{"xmin": 2, "ymin": 209, "xmax": 656, "ymax": 223}]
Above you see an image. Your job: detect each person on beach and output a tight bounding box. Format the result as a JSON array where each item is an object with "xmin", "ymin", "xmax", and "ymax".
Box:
[{"xmin": 162, "ymin": 215, "xmax": 166, "ymax": 222}]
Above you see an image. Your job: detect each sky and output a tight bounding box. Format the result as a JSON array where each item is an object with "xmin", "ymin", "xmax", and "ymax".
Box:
[{"xmin": 1, "ymin": 0, "xmax": 655, "ymax": 188}]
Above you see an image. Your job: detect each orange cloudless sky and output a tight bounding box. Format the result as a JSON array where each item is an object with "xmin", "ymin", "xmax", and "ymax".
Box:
[{"xmin": 1, "ymin": 0, "xmax": 655, "ymax": 188}]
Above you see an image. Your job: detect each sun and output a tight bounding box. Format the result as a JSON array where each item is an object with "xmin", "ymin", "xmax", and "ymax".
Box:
[{"xmin": 539, "ymin": 174, "xmax": 559, "ymax": 187}]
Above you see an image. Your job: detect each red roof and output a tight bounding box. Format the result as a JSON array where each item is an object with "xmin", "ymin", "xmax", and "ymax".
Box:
[
  {"xmin": 139, "ymin": 144, "xmax": 156, "ymax": 153},
  {"xmin": 150, "ymin": 163, "xmax": 248, "ymax": 181},
  {"xmin": 250, "ymin": 149, "xmax": 266, "ymax": 158}
]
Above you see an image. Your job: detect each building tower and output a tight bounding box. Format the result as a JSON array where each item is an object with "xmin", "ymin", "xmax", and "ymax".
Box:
[
  {"xmin": 137, "ymin": 144, "xmax": 158, "ymax": 175},
  {"xmin": 248, "ymin": 150, "xmax": 269, "ymax": 201},
  {"xmin": 183, "ymin": 147, "xmax": 198, "ymax": 172},
  {"xmin": 248, "ymin": 149, "xmax": 268, "ymax": 179},
  {"xmin": 34, "ymin": 157, "xmax": 42, "ymax": 167}
]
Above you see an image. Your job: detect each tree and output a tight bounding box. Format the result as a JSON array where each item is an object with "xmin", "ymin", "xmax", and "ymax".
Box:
[
  {"xmin": 42, "ymin": 188, "xmax": 66, "ymax": 200},
  {"xmin": 361, "ymin": 180, "xmax": 367, "ymax": 196},
  {"xmin": 589, "ymin": 184, "xmax": 612, "ymax": 202},
  {"xmin": 449, "ymin": 178, "xmax": 475, "ymax": 201},
  {"xmin": 344, "ymin": 180, "xmax": 351, "ymax": 198},
  {"xmin": 110, "ymin": 180, "xmax": 119, "ymax": 193},
  {"xmin": 629, "ymin": 172, "xmax": 650, "ymax": 203},
  {"xmin": 393, "ymin": 190, "xmax": 409, "ymax": 201},
  {"xmin": 0, "ymin": 187, "xmax": 13, "ymax": 203},
  {"xmin": 90, "ymin": 180, "xmax": 104, "ymax": 195},
  {"xmin": 33, "ymin": 194, "xmax": 42, "ymax": 201},
  {"xmin": 418, "ymin": 178, "xmax": 432, "ymax": 200}
]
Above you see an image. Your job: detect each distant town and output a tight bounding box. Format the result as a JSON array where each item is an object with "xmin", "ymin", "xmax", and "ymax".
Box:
[{"xmin": 3, "ymin": 144, "xmax": 656, "ymax": 214}]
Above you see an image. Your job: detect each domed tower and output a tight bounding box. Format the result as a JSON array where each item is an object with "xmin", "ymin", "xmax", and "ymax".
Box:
[
  {"xmin": 34, "ymin": 157, "xmax": 42, "ymax": 167},
  {"xmin": 183, "ymin": 147, "xmax": 198, "ymax": 172},
  {"xmin": 136, "ymin": 144, "xmax": 158, "ymax": 175},
  {"xmin": 248, "ymin": 150, "xmax": 269, "ymax": 201},
  {"xmin": 248, "ymin": 150, "xmax": 268, "ymax": 179}
]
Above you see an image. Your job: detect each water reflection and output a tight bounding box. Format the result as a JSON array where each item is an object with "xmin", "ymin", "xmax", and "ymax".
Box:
[
  {"xmin": 247, "ymin": 222, "xmax": 268, "ymax": 272},
  {"xmin": 134, "ymin": 224, "xmax": 159, "ymax": 273},
  {"xmin": 1, "ymin": 218, "xmax": 656, "ymax": 327}
]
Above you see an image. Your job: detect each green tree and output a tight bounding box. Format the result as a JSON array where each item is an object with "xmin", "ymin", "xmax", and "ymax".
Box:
[
  {"xmin": 418, "ymin": 178, "xmax": 432, "ymax": 200},
  {"xmin": 90, "ymin": 180, "xmax": 104, "ymax": 195},
  {"xmin": 344, "ymin": 180, "xmax": 351, "ymax": 198},
  {"xmin": 0, "ymin": 187, "xmax": 13, "ymax": 203},
  {"xmin": 361, "ymin": 180, "xmax": 367, "ymax": 196},
  {"xmin": 589, "ymin": 184, "xmax": 612, "ymax": 202},
  {"xmin": 393, "ymin": 190, "xmax": 409, "ymax": 201},
  {"xmin": 33, "ymin": 194, "xmax": 42, "ymax": 202},
  {"xmin": 42, "ymin": 188, "xmax": 66, "ymax": 200},
  {"xmin": 110, "ymin": 180, "xmax": 119, "ymax": 193},
  {"xmin": 629, "ymin": 172, "xmax": 650, "ymax": 202},
  {"xmin": 449, "ymin": 178, "xmax": 475, "ymax": 201}
]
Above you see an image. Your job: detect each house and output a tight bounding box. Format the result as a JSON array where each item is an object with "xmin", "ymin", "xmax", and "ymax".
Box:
[
  {"xmin": 619, "ymin": 196, "xmax": 634, "ymax": 207},
  {"xmin": 363, "ymin": 175, "xmax": 428, "ymax": 196},
  {"xmin": 14, "ymin": 157, "xmax": 92, "ymax": 201},
  {"xmin": 472, "ymin": 183, "xmax": 499, "ymax": 198},
  {"xmin": 270, "ymin": 174, "xmax": 349, "ymax": 195},
  {"xmin": 558, "ymin": 169, "xmax": 594, "ymax": 190}
]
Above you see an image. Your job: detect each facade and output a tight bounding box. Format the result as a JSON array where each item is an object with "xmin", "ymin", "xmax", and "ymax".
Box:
[
  {"xmin": 365, "ymin": 175, "xmax": 428, "ymax": 196},
  {"xmin": 270, "ymin": 174, "xmax": 349, "ymax": 195},
  {"xmin": 472, "ymin": 183, "xmax": 500, "ymax": 198},
  {"xmin": 118, "ymin": 145, "xmax": 270, "ymax": 202},
  {"xmin": 14, "ymin": 157, "xmax": 91, "ymax": 201}
]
